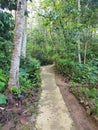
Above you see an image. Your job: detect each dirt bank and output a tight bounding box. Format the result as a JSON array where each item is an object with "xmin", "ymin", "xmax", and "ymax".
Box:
[{"xmin": 55, "ymin": 72, "xmax": 98, "ymax": 130}]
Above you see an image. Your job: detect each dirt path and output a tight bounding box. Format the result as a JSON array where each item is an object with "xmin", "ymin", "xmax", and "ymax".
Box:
[
  {"xmin": 35, "ymin": 65, "xmax": 76, "ymax": 130},
  {"xmin": 55, "ymin": 72, "xmax": 98, "ymax": 130},
  {"xmin": 35, "ymin": 65, "xmax": 98, "ymax": 130}
]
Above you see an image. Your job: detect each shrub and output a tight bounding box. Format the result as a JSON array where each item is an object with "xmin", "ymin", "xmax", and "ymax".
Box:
[
  {"xmin": 54, "ymin": 56, "xmax": 98, "ymax": 86},
  {"xmin": 73, "ymin": 64, "xmax": 98, "ymax": 85},
  {"xmin": 20, "ymin": 57, "xmax": 41, "ymax": 93},
  {"xmin": 54, "ymin": 56, "xmax": 74, "ymax": 78},
  {"xmin": 30, "ymin": 46, "xmax": 53, "ymax": 65},
  {"xmin": 91, "ymin": 58, "xmax": 98, "ymax": 67},
  {"xmin": 72, "ymin": 85, "xmax": 98, "ymax": 115},
  {"xmin": 0, "ymin": 69, "xmax": 7, "ymax": 92}
]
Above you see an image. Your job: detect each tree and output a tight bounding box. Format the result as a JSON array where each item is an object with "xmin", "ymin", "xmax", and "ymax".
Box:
[
  {"xmin": 21, "ymin": 0, "xmax": 27, "ymax": 58},
  {"xmin": 8, "ymin": 0, "xmax": 27, "ymax": 88},
  {"xmin": 77, "ymin": 0, "xmax": 81, "ymax": 63}
]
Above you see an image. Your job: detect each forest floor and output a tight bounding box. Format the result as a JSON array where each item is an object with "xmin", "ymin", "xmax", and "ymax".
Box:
[
  {"xmin": 35, "ymin": 65, "xmax": 98, "ymax": 130},
  {"xmin": 0, "ymin": 85, "xmax": 41, "ymax": 130}
]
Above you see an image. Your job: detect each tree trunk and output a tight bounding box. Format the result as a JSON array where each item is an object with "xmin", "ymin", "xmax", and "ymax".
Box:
[
  {"xmin": 21, "ymin": 1, "xmax": 27, "ymax": 58},
  {"xmin": 84, "ymin": 42, "xmax": 87, "ymax": 64},
  {"xmin": 8, "ymin": 0, "xmax": 26, "ymax": 89},
  {"xmin": 78, "ymin": 0, "xmax": 81, "ymax": 64},
  {"xmin": 78, "ymin": 42, "xmax": 81, "ymax": 63}
]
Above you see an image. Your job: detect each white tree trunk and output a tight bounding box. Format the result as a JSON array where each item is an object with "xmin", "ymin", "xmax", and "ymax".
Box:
[
  {"xmin": 78, "ymin": 0, "xmax": 80, "ymax": 9},
  {"xmin": 84, "ymin": 42, "xmax": 87, "ymax": 64},
  {"xmin": 78, "ymin": 0, "xmax": 81, "ymax": 64},
  {"xmin": 21, "ymin": 1, "xmax": 27, "ymax": 58},
  {"xmin": 78, "ymin": 42, "xmax": 81, "ymax": 64},
  {"xmin": 8, "ymin": 0, "xmax": 26, "ymax": 88}
]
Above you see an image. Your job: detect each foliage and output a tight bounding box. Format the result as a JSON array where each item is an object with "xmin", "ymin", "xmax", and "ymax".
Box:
[
  {"xmin": 0, "ymin": 0, "xmax": 17, "ymax": 10},
  {"xmin": 54, "ymin": 57, "xmax": 74, "ymax": 78},
  {"xmin": 30, "ymin": 46, "xmax": 53, "ymax": 65},
  {"xmin": 72, "ymin": 84, "xmax": 98, "ymax": 115},
  {"xmin": 19, "ymin": 57, "xmax": 41, "ymax": 93},
  {"xmin": 73, "ymin": 63, "xmax": 98, "ymax": 84},
  {"xmin": 54, "ymin": 56, "xmax": 98, "ymax": 86},
  {"xmin": 10, "ymin": 87, "xmax": 21, "ymax": 96},
  {"xmin": 0, "ymin": 93, "xmax": 6, "ymax": 104},
  {"xmin": 0, "ymin": 11, "xmax": 14, "ymax": 94},
  {"xmin": 8, "ymin": 57, "xmax": 41, "ymax": 95},
  {"xmin": 0, "ymin": 12, "xmax": 14, "ymax": 38},
  {"xmin": 91, "ymin": 58, "xmax": 98, "ymax": 67},
  {"xmin": 0, "ymin": 69, "xmax": 7, "ymax": 92},
  {"xmin": 27, "ymin": 29, "xmax": 53, "ymax": 65},
  {"xmin": 27, "ymin": 0, "xmax": 98, "ymax": 93},
  {"xmin": 0, "ymin": 12, "xmax": 14, "ymax": 73}
]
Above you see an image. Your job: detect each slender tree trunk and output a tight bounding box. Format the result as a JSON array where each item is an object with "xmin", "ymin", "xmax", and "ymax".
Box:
[
  {"xmin": 78, "ymin": 0, "xmax": 81, "ymax": 64},
  {"xmin": 84, "ymin": 42, "xmax": 87, "ymax": 64},
  {"xmin": 78, "ymin": 42, "xmax": 81, "ymax": 63},
  {"xmin": 49, "ymin": 29, "xmax": 53, "ymax": 45},
  {"xmin": 21, "ymin": 1, "xmax": 27, "ymax": 58},
  {"xmin": 8, "ymin": 0, "xmax": 26, "ymax": 89}
]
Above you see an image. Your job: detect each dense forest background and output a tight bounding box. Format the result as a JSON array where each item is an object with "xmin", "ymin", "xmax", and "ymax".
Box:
[{"xmin": 0, "ymin": 0, "xmax": 98, "ymax": 120}]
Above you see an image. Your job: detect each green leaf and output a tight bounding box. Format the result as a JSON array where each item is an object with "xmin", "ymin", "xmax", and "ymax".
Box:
[
  {"xmin": 0, "ymin": 81, "xmax": 5, "ymax": 87},
  {"xmin": 0, "ymin": 93, "xmax": 6, "ymax": 104},
  {"xmin": 0, "ymin": 81, "xmax": 5, "ymax": 92},
  {"xmin": 96, "ymin": 104, "xmax": 98, "ymax": 107}
]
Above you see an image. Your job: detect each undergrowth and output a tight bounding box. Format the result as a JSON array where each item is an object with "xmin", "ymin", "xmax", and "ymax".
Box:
[
  {"xmin": 54, "ymin": 56, "xmax": 98, "ymax": 116},
  {"xmin": 0, "ymin": 57, "xmax": 41, "ymax": 104}
]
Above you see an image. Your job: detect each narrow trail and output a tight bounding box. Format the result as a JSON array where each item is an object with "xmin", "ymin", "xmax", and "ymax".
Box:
[
  {"xmin": 35, "ymin": 65, "xmax": 98, "ymax": 130},
  {"xmin": 35, "ymin": 65, "xmax": 76, "ymax": 130}
]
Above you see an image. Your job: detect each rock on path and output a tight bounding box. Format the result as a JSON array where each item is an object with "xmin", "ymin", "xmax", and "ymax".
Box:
[{"xmin": 35, "ymin": 65, "xmax": 76, "ymax": 130}]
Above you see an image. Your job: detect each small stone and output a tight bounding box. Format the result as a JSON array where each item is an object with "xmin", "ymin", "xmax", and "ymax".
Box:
[
  {"xmin": 79, "ymin": 99, "xmax": 84, "ymax": 104},
  {"xmin": 0, "ymin": 107, "xmax": 5, "ymax": 110},
  {"xmin": 94, "ymin": 115, "xmax": 98, "ymax": 123},
  {"xmin": 84, "ymin": 101, "xmax": 89, "ymax": 106},
  {"xmin": 20, "ymin": 118, "xmax": 28, "ymax": 125},
  {"xmin": 15, "ymin": 103, "xmax": 19, "ymax": 107},
  {"xmin": 86, "ymin": 106, "xmax": 91, "ymax": 115}
]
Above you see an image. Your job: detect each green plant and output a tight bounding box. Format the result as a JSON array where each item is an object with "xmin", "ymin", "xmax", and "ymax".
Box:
[
  {"xmin": 54, "ymin": 57, "xmax": 74, "ymax": 78},
  {"xmin": 73, "ymin": 64, "xmax": 98, "ymax": 85},
  {"xmin": 0, "ymin": 81, "xmax": 5, "ymax": 92},
  {"xmin": 0, "ymin": 93, "xmax": 6, "ymax": 104},
  {"xmin": 0, "ymin": 124, "xmax": 2, "ymax": 130},
  {"xmin": 19, "ymin": 57, "xmax": 41, "ymax": 94},
  {"xmin": 83, "ymin": 88, "xmax": 98, "ymax": 99},
  {"xmin": 0, "ymin": 12, "xmax": 14, "ymax": 75},
  {"xmin": 95, "ymin": 104, "xmax": 98, "ymax": 115},
  {"xmin": 10, "ymin": 87, "xmax": 21, "ymax": 96},
  {"xmin": 72, "ymin": 85, "xmax": 98, "ymax": 115},
  {"xmin": 0, "ymin": 69, "xmax": 6, "ymax": 92}
]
